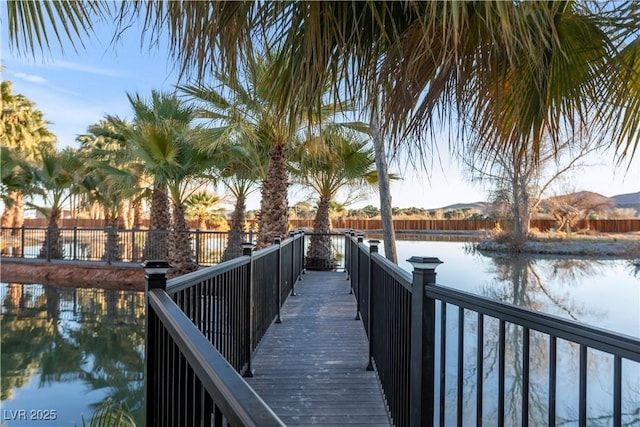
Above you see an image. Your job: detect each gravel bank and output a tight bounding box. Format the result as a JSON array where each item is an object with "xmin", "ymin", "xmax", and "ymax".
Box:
[{"xmin": 476, "ymin": 233, "xmax": 640, "ymax": 258}]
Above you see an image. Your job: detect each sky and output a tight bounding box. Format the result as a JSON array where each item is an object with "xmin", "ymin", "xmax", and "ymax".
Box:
[{"xmin": 2, "ymin": 15, "xmax": 638, "ymax": 211}]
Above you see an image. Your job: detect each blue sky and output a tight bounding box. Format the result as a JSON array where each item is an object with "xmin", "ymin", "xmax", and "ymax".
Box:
[{"xmin": 2, "ymin": 16, "xmax": 638, "ymax": 210}]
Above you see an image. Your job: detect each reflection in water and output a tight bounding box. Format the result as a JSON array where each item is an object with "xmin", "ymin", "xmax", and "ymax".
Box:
[{"xmin": 0, "ymin": 283, "xmax": 145, "ymax": 426}]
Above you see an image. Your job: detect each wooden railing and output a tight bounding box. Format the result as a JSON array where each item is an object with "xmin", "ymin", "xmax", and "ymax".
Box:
[
  {"xmin": 145, "ymin": 232, "xmax": 305, "ymax": 426},
  {"xmin": 346, "ymin": 233, "xmax": 640, "ymax": 427}
]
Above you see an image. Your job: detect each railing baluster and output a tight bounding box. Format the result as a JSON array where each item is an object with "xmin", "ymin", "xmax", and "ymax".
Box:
[
  {"xmin": 522, "ymin": 327, "xmax": 530, "ymax": 427},
  {"xmin": 498, "ymin": 319, "xmax": 506, "ymax": 427},
  {"xmin": 439, "ymin": 302, "xmax": 447, "ymax": 427},
  {"xmin": 549, "ymin": 336, "xmax": 557, "ymax": 426},
  {"xmin": 477, "ymin": 313, "xmax": 484, "ymax": 427},
  {"xmin": 457, "ymin": 306, "xmax": 464, "ymax": 427},
  {"xmin": 579, "ymin": 344, "xmax": 588, "ymax": 427},
  {"xmin": 613, "ymin": 355, "xmax": 621, "ymax": 427}
]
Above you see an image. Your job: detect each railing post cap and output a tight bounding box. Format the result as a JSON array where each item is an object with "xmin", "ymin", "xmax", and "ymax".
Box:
[
  {"xmin": 406, "ymin": 256, "xmax": 443, "ymax": 271},
  {"xmin": 368, "ymin": 239, "xmax": 380, "ymax": 245},
  {"xmin": 141, "ymin": 259, "xmax": 172, "ymax": 275}
]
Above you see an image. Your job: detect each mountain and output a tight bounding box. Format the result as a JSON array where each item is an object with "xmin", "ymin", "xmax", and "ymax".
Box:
[
  {"xmin": 611, "ymin": 192, "xmax": 640, "ymax": 211},
  {"xmin": 435, "ymin": 201, "xmax": 492, "ymax": 215},
  {"xmin": 434, "ymin": 191, "xmax": 639, "ymax": 216}
]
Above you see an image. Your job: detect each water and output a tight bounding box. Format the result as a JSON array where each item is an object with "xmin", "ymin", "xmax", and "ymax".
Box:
[
  {"xmin": 0, "ymin": 285, "xmax": 145, "ymax": 426},
  {"xmin": 377, "ymin": 237, "xmax": 640, "ymax": 426},
  {"xmin": 1, "ymin": 237, "xmax": 638, "ymax": 426}
]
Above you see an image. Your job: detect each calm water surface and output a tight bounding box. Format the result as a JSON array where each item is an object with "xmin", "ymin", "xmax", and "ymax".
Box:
[
  {"xmin": 1, "ymin": 237, "xmax": 638, "ymax": 426},
  {"xmin": 0, "ymin": 285, "xmax": 145, "ymax": 426}
]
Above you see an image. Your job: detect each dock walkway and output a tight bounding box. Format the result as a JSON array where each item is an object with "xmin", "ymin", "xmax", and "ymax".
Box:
[{"xmin": 246, "ymin": 270, "xmax": 391, "ymax": 426}]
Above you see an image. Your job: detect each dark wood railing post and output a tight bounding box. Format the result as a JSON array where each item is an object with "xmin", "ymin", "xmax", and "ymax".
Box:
[
  {"xmin": 242, "ymin": 242, "xmax": 255, "ymax": 378},
  {"xmin": 275, "ymin": 236, "xmax": 282, "ymax": 324},
  {"xmin": 407, "ymin": 256, "xmax": 443, "ymax": 427},
  {"xmin": 366, "ymin": 239, "xmax": 380, "ymax": 371},
  {"xmin": 142, "ymin": 260, "xmax": 171, "ymax": 427}
]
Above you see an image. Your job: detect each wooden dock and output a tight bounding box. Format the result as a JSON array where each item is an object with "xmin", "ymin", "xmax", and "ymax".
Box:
[{"xmin": 246, "ymin": 270, "xmax": 391, "ymax": 426}]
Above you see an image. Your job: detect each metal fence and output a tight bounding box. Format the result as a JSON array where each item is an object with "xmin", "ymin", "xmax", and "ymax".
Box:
[
  {"xmin": 346, "ymin": 233, "xmax": 640, "ymax": 427},
  {"xmin": 145, "ymin": 232, "xmax": 305, "ymax": 426},
  {"xmin": 0, "ymin": 227, "xmax": 254, "ymax": 266}
]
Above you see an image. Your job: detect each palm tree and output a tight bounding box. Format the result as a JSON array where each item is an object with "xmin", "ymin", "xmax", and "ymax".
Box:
[
  {"xmin": 215, "ymin": 141, "xmax": 264, "ymax": 260},
  {"xmin": 185, "ymin": 191, "xmax": 226, "ymax": 231},
  {"xmin": 1, "ymin": 80, "xmax": 56, "ymax": 232},
  {"xmin": 291, "ymin": 128, "xmax": 379, "ymax": 270},
  {"xmin": 77, "ymin": 117, "xmax": 145, "ymax": 230},
  {"xmin": 30, "ymin": 148, "xmax": 81, "ymax": 259},
  {"xmin": 6, "ymin": 2, "xmax": 640, "ymax": 243},
  {"xmin": 125, "ymin": 90, "xmax": 215, "ymax": 276},
  {"xmin": 180, "ymin": 53, "xmax": 354, "ymax": 249}
]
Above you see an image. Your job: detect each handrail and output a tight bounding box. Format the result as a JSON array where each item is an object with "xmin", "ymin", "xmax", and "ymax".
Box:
[
  {"xmin": 147, "ymin": 289, "xmax": 285, "ymax": 426},
  {"xmin": 144, "ymin": 231, "xmax": 307, "ymax": 425},
  {"xmin": 166, "ymin": 256, "xmax": 248, "ymax": 294},
  {"xmin": 346, "ymin": 233, "xmax": 640, "ymax": 427},
  {"xmin": 426, "ymin": 284, "xmax": 640, "ymax": 362}
]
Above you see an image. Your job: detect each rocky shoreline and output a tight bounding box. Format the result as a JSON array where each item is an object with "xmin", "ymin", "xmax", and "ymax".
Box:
[{"xmin": 476, "ymin": 233, "xmax": 640, "ymax": 258}]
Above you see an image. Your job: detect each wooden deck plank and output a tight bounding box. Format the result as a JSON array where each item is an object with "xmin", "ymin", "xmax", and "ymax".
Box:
[{"xmin": 246, "ymin": 271, "xmax": 391, "ymax": 426}]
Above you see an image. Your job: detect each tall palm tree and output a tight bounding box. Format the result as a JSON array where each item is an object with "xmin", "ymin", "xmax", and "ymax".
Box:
[
  {"xmin": 180, "ymin": 53, "xmax": 354, "ymax": 249},
  {"xmin": 291, "ymin": 128, "xmax": 379, "ymax": 270},
  {"xmin": 1, "ymin": 80, "xmax": 56, "ymax": 232},
  {"xmin": 125, "ymin": 90, "xmax": 215, "ymax": 276}
]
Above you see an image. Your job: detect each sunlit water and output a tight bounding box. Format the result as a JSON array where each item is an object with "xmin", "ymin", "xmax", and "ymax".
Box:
[{"xmin": 1, "ymin": 237, "xmax": 638, "ymax": 426}]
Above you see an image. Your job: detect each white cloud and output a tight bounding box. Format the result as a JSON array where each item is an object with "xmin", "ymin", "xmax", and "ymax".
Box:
[
  {"xmin": 13, "ymin": 72, "xmax": 47, "ymax": 84},
  {"xmin": 50, "ymin": 59, "xmax": 128, "ymax": 78}
]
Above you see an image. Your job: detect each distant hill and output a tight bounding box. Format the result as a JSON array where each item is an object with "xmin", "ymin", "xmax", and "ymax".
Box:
[
  {"xmin": 435, "ymin": 201, "xmax": 492, "ymax": 215},
  {"xmin": 433, "ymin": 191, "xmax": 639, "ymax": 216},
  {"xmin": 611, "ymin": 192, "xmax": 640, "ymax": 211}
]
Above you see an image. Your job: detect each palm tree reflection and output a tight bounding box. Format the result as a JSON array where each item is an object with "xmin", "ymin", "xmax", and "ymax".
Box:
[{"xmin": 1, "ymin": 284, "xmax": 145, "ymax": 425}]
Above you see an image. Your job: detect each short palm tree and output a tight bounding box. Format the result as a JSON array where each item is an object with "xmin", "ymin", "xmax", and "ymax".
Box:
[
  {"xmin": 216, "ymin": 140, "xmax": 266, "ymax": 260},
  {"xmin": 291, "ymin": 128, "xmax": 379, "ymax": 269},
  {"xmin": 30, "ymin": 148, "xmax": 81, "ymax": 259}
]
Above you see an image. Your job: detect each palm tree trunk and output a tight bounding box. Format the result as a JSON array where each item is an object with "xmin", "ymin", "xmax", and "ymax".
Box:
[
  {"xmin": 256, "ymin": 143, "xmax": 289, "ymax": 249},
  {"xmin": 144, "ymin": 184, "xmax": 170, "ymax": 260},
  {"xmin": 306, "ymin": 195, "xmax": 335, "ymax": 270},
  {"xmin": 222, "ymin": 193, "xmax": 247, "ymax": 261},
  {"xmin": 372, "ymin": 120, "xmax": 397, "ymax": 263},
  {"xmin": 39, "ymin": 208, "xmax": 64, "ymax": 259},
  {"xmin": 168, "ymin": 202, "xmax": 197, "ymax": 277}
]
